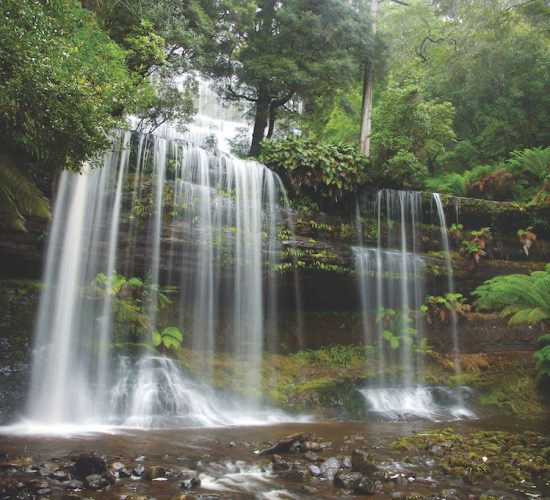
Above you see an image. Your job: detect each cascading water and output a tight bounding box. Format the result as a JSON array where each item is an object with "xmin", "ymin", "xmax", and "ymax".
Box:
[
  {"xmin": 354, "ymin": 190, "xmax": 473, "ymax": 420},
  {"xmin": 24, "ymin": 81, "xmax": 291, "ymax": 429}
]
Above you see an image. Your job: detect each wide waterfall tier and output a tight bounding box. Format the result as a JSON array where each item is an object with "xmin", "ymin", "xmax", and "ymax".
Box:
[
  {"xmin": 26, "ymin": 128, "xmax": 289, "ymax": 428},
  {"xmin": 354, "ymin": 190, "xmax": 471, "ymax": 420}
]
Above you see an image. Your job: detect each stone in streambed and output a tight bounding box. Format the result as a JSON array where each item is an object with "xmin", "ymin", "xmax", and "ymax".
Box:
[
  {"xmin": 301, "ymin": 441, "xmax": 322, "ymax": 452},
  {"xmin": 320, "ymin": 457, "xmax": 340, "ymax": 480},
  {"xmin": 354, "ymin": 477, "xmax": 383, "ymax": 495},
  {"xmin": 71, "ymin": 453, "xmax": 106, "ymax": 478},
  {"xmin": 180, "ymin": 475, "xmax": 201, "ymax": 490},
  {"xmin": 132, "ymin": 464, "xmax": 145, "ymax": 477},
  {"xmin": 271, "ymin": 454, "xmax": 291, "ymax": 472},
  {"xmin": 303, "ymin": 451, "xmax": 319, "ymax": 462},
  {"xmin": 84, "ymin": 473, "xmax": 109, "ymax": 490},
  {"xmin": 333, "ymin": 471, "xmax": 363, "ymax": 489},
  {"xmin": 307, "ymin": 464, "xmax": 321, "ymax": 477},
  {"xmin": 281, "ymin": 466, "xmax": 309, "ymax": 482},
  {"xmin": 143, "ymin": 466, "xmax": 166, "ymax": 480},
  {"xmin": 351, "ymin": 449, "xmax": 378, "ymax": 475}
]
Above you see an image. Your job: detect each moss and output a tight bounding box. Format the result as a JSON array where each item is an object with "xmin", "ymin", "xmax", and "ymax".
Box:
[{"xmin": 391, "ymin": 429, "xmax": 550, "ymax": 490}]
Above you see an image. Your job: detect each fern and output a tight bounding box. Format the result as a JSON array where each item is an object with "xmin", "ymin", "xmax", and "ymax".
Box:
[
  {"xmin": 473, "ymin": 265, "xmax": 550, "ymax": 387},
  {"xmin": 0, "ymin": 153, "xmax": 50, "ymax": 231}
]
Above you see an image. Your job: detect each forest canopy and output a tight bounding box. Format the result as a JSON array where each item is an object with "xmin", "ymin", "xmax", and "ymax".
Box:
[{"xmin": 0, "ymin": 0, "xmax": 549, "ymax": 228}]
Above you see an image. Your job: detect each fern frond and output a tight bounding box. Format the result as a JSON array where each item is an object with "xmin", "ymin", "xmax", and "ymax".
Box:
[{"xmin": 0, "ymin": 153, "xmax": 50, "ymax": 231}]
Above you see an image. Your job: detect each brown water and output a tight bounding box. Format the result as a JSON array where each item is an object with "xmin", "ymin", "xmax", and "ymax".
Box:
[{"xmin": 1, "ymin": 416, "xmax": 548, "ymax": 498}]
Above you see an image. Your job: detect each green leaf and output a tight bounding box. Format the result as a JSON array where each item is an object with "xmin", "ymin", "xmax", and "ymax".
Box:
[{"xmin": 152, "ymin": 331, "xmax": 161, "ymax": 347}]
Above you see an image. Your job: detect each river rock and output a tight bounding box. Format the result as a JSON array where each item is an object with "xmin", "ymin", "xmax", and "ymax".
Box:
[
  {"xmin": 71, "ymin": 453, "xmax": 106, "ymax": 478},
  {"xmin": 132, "ymin": 464, "xmax": 145, "ymax": 477},
  {"xmin": 342, "ymin": 455, "xmax": 352, "ymax": 468},
  {"xmin": 301, "ymin": 441, "xmax": 322, "ymax": 452},
  {"xmin": 181, "ymin": 475, "xmax": 201, "ymax": 490},
  {"xmin": 51, "ymin": 469, "xmax": 68, "ymax": 481},
  {"xmin": 334, "ymin": 471, "xmax": 363, "ymax": 489},
  {"xmin": 303, "ymin": 451, "xmax": 319, "ymax": 462},
  {"xmin": 355, "ymin": 477, "xmax": 383, "ymax": 495},
  {"xmin": 84, "ymin": 473, "xmax": 109, "ymax": 490},
  {"xmin": 320, "ymin": 457, "xmax": 340, "ymax": 480},
  {"xmin": 307, "ymin": 464, "xmax": 321, "ymax": 477},
  {"xmin": 351, "ymin": 449, "xmax": 378, "ymax": 475},
  {"xmin": 143, "ymin": 466, "xmax": 166, "ymax": 480},
  {"xmin": 271, "ymin": 454, "xmax": 291, "ymax": 472},
  {"xmin": 281, "ymin": 466, "xmax": 309, "ymax": 482}
]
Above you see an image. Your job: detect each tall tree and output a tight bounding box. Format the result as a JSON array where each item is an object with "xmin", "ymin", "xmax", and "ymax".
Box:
[{"xmin": 210, "ymin": 0, "xmax": 372, "ymax": 156}]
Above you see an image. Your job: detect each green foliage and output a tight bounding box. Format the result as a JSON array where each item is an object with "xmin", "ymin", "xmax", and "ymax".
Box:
[
  {"xmin": 517, "ymin": 227, "xmax": 537, "ymax": 256},
  {"xmin": 459, "ymin": 227, "xmax": 492, "ymax": 271},
  {"xmin": 421, "ymin": 293, "xmax": 470, "ymax": 325},
  {"xmin": 376, "ymin": 308, "xmax": 424, "ymax": 351},
  {"xmin": 0, "ymin": 0, "xmax": 138, "ymax": 173},
  {"xmin": 152, "ymin": 326, "xmax": 183, "ymax": 353},
  {"xmin": 449, "ymin": 223, "xmax": 463, "ymax": 246},
  {"xmin": 90, "ymin": 271, "xmax": 177, "ymax": 343},
  {"xmin": 210, "ymin": 0, "xmax": 374, "ymax": 155},
  {"xmin": 0, "ymin": 154, "xmax": 50, "ymax": 231},
  {"xmin": 428, "ymin": 147, "xmax": 550, "ymax": 203},
  {"xmin": 293, "ymin": 344, "xmax": 375, "ymax": 368},
  {"xmin": 534, "ymin": 334, "xmax": 550, "ymax": 386},
  {"xmin": 473, "ymin": 264, "xmax": 550, "ymax": 383},
  {"xmin": 371, "ymin": 78, "xmax": 455, "ymax": 188},
  {"xmin": 475, "ymin": 268, "xmax": 550, "ymax": 324},
  {"xmin": 260, "ymin": 135, "xmax": 371, "ymax": 204}
]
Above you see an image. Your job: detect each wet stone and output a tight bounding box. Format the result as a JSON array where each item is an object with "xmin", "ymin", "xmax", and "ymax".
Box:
[
  {"xmin": 307, "ymin": 464, "xmax": 321, "ymax": 477},
  {"xmin": 71, "ymin": 453, "xmax": 106, "ymax": 478},
  {"xmin": 271, "ymin": 455, "xmax": 291, "ymax": 472},
  {"xmin": 132, "ymin": 464, "xmax": 145, "ymax": 477},
  {"xmin": 334, "ymin": 471, "xmax": 363, "ymax": 490},
  {"xmin": 342, "ymin": 456, "xmax": 352, "ymax": 468},
  {"xmin": 181, "ymin": 475, "xmax": 201, "ymax": 490},
  {"xmin": 351, "ymin": 449, "xmax": 378, "ymax": 475},
  {"xmin": 320, "ymin": 457, "xmax": 340, "ymax": 480},
  {"xmin": 143, "ymin": 466, "xmax": 166, "ymax": 480},
  {"xmin": 303, "ymin": 452, "xmax": 319, "ymax": 462},
  {"xmin": 355, "ymin": 477, "xmax": 383, "ymax": 495},
  {"xmin": 51, "ymin": 470, "xmax": 69, "ymax": 481},
  {"xmin": 301, "ymin": 441, "xmax": 322, "ymax": 452},
  {"xmin": 440, "ymin": 489, "xmax": 460, "ymax": 500},
  {"xmin": 84, "ymin": 473, "xmax": 109, "ymax": 490},
  {"xmin": 281, "ymin": 466, "xmax": 309, "ymax": 482}
]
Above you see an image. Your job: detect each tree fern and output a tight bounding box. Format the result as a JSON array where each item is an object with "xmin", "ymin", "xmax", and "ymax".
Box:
[
  {"xmin": 0, "ymin": 153, "xmax": 50, "ymax": 232},
  {"xmin": 473, "ymin": 264, "xmax": 550, "ymax": 327},
  {"xmin": 473, "ymin": 265, "xmax": 550, "ymax": 388}
]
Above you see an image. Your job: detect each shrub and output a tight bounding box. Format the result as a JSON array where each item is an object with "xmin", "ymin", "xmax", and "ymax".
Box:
[{"xmin": 260, "ymin": 135, "xmax": 371, "ymax": 204}]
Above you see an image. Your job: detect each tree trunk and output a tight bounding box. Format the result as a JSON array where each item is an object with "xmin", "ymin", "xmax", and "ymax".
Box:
[
  {"xmin": 359, "ymin": 0, "xmax": 378, "ymax": 156},
  {"xmin": 249, "ymin": 85, "xmax": 270, "ymax": 157},
  {"xmin": 267, "ymin": 101, "xmax": 276, "ymax": 139}
]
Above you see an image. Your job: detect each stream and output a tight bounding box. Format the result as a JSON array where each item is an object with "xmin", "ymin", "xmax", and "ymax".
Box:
[{"xmin": 1, "ymin": 416, "xmax": 548, "ymax": 498}]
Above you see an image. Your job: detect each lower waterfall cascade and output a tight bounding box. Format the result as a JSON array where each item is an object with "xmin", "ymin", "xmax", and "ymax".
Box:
[
  {"xmin": 24, "ymin": 82, "xmax": 293, "ymax": 428},
  {"xmin": 354, "ymin": 190, "xmax": 474, "ymax": 419}
]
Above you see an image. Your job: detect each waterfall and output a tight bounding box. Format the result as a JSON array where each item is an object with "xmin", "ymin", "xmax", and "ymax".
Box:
[
  {"xmin": 354, "ymin": 190, "xmax": 473, "ymax": 420},
  {"xmin": 25, "ymin": 82, "xmax": 289, "ymax": 428}
]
